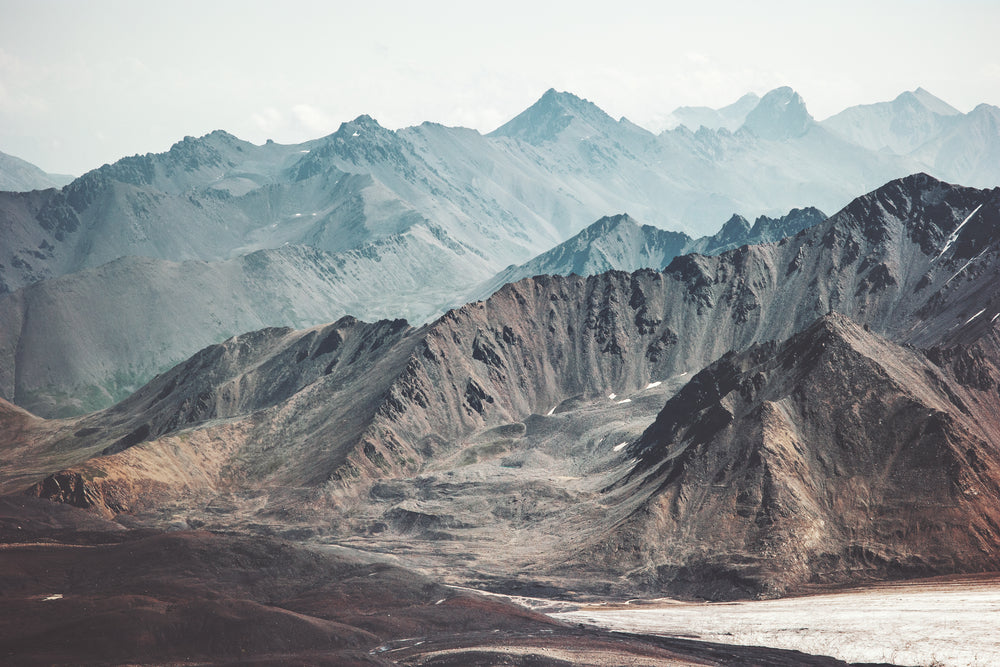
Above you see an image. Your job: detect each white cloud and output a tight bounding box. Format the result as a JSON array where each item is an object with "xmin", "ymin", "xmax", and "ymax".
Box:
[
  {"xmin": 291, "ymin": 104, "xmax": 335, "ymax": 135},
  {"xmin": 249, "ymin": 107, "xmax": 284, "ymax": 135}
]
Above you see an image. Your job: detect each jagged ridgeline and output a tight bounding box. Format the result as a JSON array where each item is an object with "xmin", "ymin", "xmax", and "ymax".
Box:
[
  {"xmin": 4, "ymin": 84, "xmax": 998, "ymax": 419},
  {"xmin": 6, "ymin": 173, "xmax": 1000, "ymax": 598}
]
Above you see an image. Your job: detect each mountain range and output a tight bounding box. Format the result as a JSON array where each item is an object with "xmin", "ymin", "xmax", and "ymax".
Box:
[
  {"xmin": 5, "ymin": 173, "xmax": 999, "ymax": 602},
  {"xmin": 4, "ymin": 75, "xmax": 1000, "ymax": 661},
  {"xmin": 4, "ymin": 84, "xmax": 987, "ymax": 300},
  {"xmin": 470, "ymin": 207, "xmax": 827, "ymax": 302},
  {"xmin": 4, "ymin": 85, "xmax": 998, "ymax": 419},
  {"xmin": 0, "ymin": 204, "xmax": 827, "ymax": 419}
]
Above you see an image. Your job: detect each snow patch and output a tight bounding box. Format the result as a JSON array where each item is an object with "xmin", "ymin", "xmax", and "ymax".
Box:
[
  {"xmin": 299, "ymin": 149, "xmax": 310, "ymax": 153},
  {"xmin": 617, "ymin": 399, "xmax": 631, "ymax": 405},
  {"xmin": 546, "ymin": 406, "xmax": 555, "ymax": 416},
  {"xmin": 293, "ymin": 213, "xmax": 303, "ymax": 218},
  {"xmin": 608, "ymin": 393, "xmax": 617, "ymax": 400},
  {"xmin": 435, "ymin": 598, "xmax": 446, "ymax": 605},
  {"xmin": 645, "ymin": 381, "xmax": 662, "ymax": 389},
  {"xmin": 42, "ymin": 594, "xmax": 63, "ymax": 602},
  {"xmin": 352, "ymin": 131, "xmax": 360, "ymax": 137},
  {"xmin": 613, "ymin": 442, "xmax": 628, "ymax": 452},
  {"xmin": 935, "ymin": 204, "xmax": 982, "ymax": 260},
  {"xmin": 964, "ymin": 309, "xmax": 986, "ymax": 325},
  {"xmin": 992, "ymin": 313, "xmax": 1000, "ymax": 324}
]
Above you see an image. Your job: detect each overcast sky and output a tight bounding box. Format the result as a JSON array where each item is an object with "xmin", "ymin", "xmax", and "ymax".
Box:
[{"xmin": 2, "ymin": 0, "xmax": 999, "ymax": 175}]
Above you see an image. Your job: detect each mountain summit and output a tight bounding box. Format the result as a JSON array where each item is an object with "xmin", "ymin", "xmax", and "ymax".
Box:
[
  {"xmin": 490, "ymin": 88, "xmax": 622, "ymax": 144},
  {"xmin": 741, "ymin": 87, "xmax": 814, "ymax": 140},
  {"xmin": 907, "ymin": 87, "xmax": 961, "ymax": 116},
  {"xmin": 821, "ymin": 87, "xmax": 962, "ymax": 155}
]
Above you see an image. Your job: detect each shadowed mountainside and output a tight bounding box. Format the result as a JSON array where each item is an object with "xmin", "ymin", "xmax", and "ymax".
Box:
[
  {"xmin": 5, "ymin": 173, "xmax": 1000, "ymax": 600},
  {"xmin": 595, "ymin": 314, "xmax": 1000, "ymax": 598}
]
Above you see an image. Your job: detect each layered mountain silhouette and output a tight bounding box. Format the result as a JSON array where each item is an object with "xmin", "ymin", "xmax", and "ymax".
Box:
[
  {"xmin": 0, "ymin": 85, "xmax": 934, "ymax": 298},
  {"xmin": 823, "ymin": 88, "xmax": 1000, "ymax": 189},
  {"xmin": 6, "ymin": 173, "xmax": 999, "ymax": 600},
  {"xmin": 4, "ymin": 86, "xmax": 997, "ymax": 419},
  {"xmin": 661, "ymin": 92, "xmax": 762, "ymax": 132},
  {"xmin": 0, "ymin": 205, "xmax": 826, "ymax": 418},
  {"xmin": 470, "ymin": 207, "xmax": 827, "ymax": 303},
  {"xmin": 0, "ymin": 238, "xmax": 486, "ymax": 417},
  {"xmin": 823, "ymin": 88, "xmax": 962, "ymax": 154}
]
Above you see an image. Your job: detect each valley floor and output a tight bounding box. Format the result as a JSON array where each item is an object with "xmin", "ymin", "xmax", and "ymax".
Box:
[{"xmin": 546, "ymin": 575, "xmax": 1000, "ymax": 667}]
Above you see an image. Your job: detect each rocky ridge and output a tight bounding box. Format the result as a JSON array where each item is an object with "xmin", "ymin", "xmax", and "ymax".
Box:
[
  {"xmin": 598, "ymin": 314, "xmax": 1000, "ymax": 597},
  {"xmin": 470, "ymin": 207, "xmax": 827, "ymax": 303},
  {"xmin": 6, "ymin": 174, "xmax": 1000, "ymax": 599}
]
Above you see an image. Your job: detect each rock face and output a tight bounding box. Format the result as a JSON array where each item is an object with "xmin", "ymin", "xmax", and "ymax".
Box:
[
  {"xmin": 469, "ymin": 214, "xmax": 691, "ymax": 303},
  {"xmin": 686, "ymin": 207, "xmax": 828, "ymax": 256},
  {"xmin": 603, "ymin": 314, "xmax": 1000, "ymax": 598},
  {"xmin": 0, "ymin": 235, "xmax": 483, "ymax": 417},
  {"xmin": 0, "ymin": 203, "xmax": 826, "ymax": 418},
  {"xmin": 7, "ymin": 173, "xmax": 1000, "ymax": 599}
]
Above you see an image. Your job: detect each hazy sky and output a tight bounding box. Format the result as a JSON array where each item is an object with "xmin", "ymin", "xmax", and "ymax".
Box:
[{"xmin": 2, "ymin": 0, "xmax": 998, "ymax": 175}]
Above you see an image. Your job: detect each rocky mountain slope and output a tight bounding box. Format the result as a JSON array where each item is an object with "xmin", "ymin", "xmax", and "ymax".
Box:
[
  {"xmin": 5, "ymin": 173, "xmax": 999, "ymax": 601},
  {"xmin": 3, "ymin": 85, "xmax": 991, "ymax": 419},
  {"xmin": 0, "ymin": 231, "xmax": 483, "ymax": 417},
  {"xmin": 0, "ymin": 204, "xmax": 825, "ymax": 419},
  {"xmin": 0, "ymin": 125, "xmax": 528, "ymax": 297},
  {"xmin": 600, "ymin": 314, "xmax": 1000, "ymax": 598},
  {"xmin": 0, "ymin": 203, "xmax": 827, "ymax": 419},
  {"xmin": 470, "ymin": 207, "xmax": 827, "ymax": 303}
]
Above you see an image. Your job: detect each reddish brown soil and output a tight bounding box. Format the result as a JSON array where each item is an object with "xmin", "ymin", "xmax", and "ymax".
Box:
[{"xmin": 0, "ymin": 496, "xmax": 882, "ymax": 666}]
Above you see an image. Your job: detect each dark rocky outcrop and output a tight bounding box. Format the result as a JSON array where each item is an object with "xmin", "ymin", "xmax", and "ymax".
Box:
[{"xmin": 597, "ymin": 314, "xmax": 1000, "ymax": 598}]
